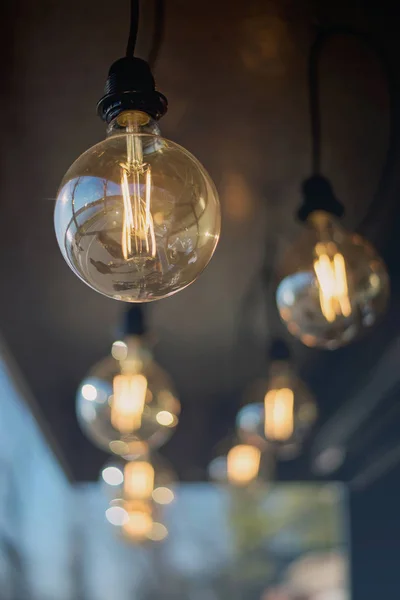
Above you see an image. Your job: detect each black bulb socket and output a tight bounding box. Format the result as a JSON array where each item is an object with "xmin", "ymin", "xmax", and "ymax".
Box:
[
  {"xmin": 122, "ymin": 305, "xmax": 146, "ymax": 337},
  {"xmin": 97, "ymin": 56, "xmax": 168, "ymax": 123},
  {"xmin": 297, "ymin": 175, "xmax": 345, "ymax": 222},
  {"xmin": 268, "ymin": 338, "xmax": 291, "ymax": 361}
]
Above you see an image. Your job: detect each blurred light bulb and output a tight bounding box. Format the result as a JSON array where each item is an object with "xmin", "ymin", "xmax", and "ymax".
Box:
[
  {"xmin": 101, "ymin": 453, "xmax": 176, "ymax": 511},
  {"xmin": 111, "ymin": 373, "xmax": 147, "ymax": 433},
  {"xmin": 276, "ymin": 211, "xmax": 389, "ymax": 349},
  {"xmin": 55, "ymin": 110, "xmax": 220, "ymax": 302},
  {"xmin": 264, "ymin": 387, "xmax": 294, "ymax": 441},
  {"xmin": 124, "ymin": 461, "xmax": 155, "ymax": 501},
  {"xmin": 237, "ymin": 360, "xmax": 317, "ymax": 452},
  {"xmin": 76, "ymin": 335, "xmax": 180, "ymax": 453},
  {"xmin": 123, "ymin": 508, "xmax": 153, "ymax": 541},
  {"xmin": 227, "ymin": 444, "xmax": 261, "ymax": 486}
]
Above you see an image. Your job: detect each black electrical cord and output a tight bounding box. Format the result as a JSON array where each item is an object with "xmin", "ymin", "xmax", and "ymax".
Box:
[
  {"xmin": 125, "ymin": 0, "xmax": 165, "ymax": 68},
  {"xmin": 126, "ymin": 0, "xmax": 139, "ymax": 58},
  {"xmin": 148, "ymin": 0, "xmax": 166, "ymax": 69},
  {"xmin": 308, "ymin": 26, "xmax": 397, "ymax": 229}
]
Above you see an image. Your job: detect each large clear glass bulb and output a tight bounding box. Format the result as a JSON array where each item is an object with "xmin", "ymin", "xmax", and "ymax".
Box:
[
  {"xmin": 76, "ymin": 335, "xmax": 180, "ymax": 455},
  {"xmin": 276, "ymin": 211, "xmax": 389, "ymax": 349},
  {"xmin": 54, "ymin": 110, "xmax": 220, "ymax": 302}
]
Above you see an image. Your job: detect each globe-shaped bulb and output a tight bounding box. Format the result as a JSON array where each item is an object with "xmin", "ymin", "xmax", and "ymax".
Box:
[
  {"xmin": 208, "ymin": 437, "xmax": 274, "ymax": 487},
  {"xmin": 106, "ymin": 497, "xmax": 169, "ymax": 544},
  {"xmin": 101, "ymin": 451, "xmax": 176, "ymax": 507},
  {"xmin": 55, "ymin": 110, "xmax": 221, "ymax": 302},
  {"xmin": 276, "ymin": 211, "xmax": 389, "ymax": 349},
  {"xmin": 237, "ymin": 360, "xmax": 317, "ymax": 451},
  {"xmin": 76, "ymin": 336, "xmax": 180, "ymax": 455}
]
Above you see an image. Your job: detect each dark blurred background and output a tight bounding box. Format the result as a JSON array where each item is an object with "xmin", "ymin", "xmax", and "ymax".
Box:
[{"xmin": 1, "ymin": 0, "xmax": 400, "ymax": 598}]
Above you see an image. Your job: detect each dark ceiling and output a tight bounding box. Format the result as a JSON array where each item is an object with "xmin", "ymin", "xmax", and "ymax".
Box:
[{"xmin": 1, "ymin": 0, "xmax": 400, "ymax": 484}]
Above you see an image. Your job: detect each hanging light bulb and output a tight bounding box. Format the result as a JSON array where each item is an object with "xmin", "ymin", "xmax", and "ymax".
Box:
[
  {"xmin": 276, "ymin": 177, "xmax": 389, "ymax": 349},
  {"xmin": 102, "ymin": 454, "xmax": 173, "ymax": 544},
  {"xmin": 237, "ymin": 341, "xmax": 317, "ymax": 457},
  {"xmin": 106, "ymin": 497, "xmax": 168, "ymax": 543},
  {"xmin": 77, "ymin": 307, "xmax": 180, "ymax": 455},
  {"xmin": 227, "ymin": 444, "xmax": 261, "ymax": 486},
  {"xmin": 120, "ymin": 501, "xmax": 169, "ymax": 543},
  {"xmin": 208, "ymin": 436, "xmax": 273, "ymax": 487},
  {"xmin": 100, "ymin": 452, "xmax": 176, "ymax": 507},
  {"xmin": 54, "ymin": 1, "xmax": 220, "ymax": 303}
]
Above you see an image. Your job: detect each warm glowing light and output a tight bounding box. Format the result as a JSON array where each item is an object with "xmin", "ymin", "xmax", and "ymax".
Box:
[
  {"xmin": 264, "ymin": 387, "xmax": 294, "ymax": 441},
  {"xmin": 102, "ymin": 466, "xmax": 124, "ymax": 486},
  {"xmin": 148, "ymin": 522, "xmax": 168, "ymax": 542},
  {"xmin": 124, "ymin": 461, "xmax": 154, "ymax": 500},
  {"xmin": 156, "ymin": 410, "xmax": 174, "ymax": 427},
  {"xmin": 120, "ymin": 125, "xmax": 156, "ymax": 262},
  {"xmin": 123, "ymin": 509, "xmax": 153, "ymax": 540},
  {"xmin": 314, "ymin": 245, "xmax": 351, "ymax": 323},
  {"xmin": 111, "ymin": 373, "xmax": 147, "ymax": 433},
  {"xmin": 106, "ymin": 506, "xmax": 129, "ymax": 526},
  {"xmin": 227, "ymin": 444, "xmax": 261, "ymax": 486},
  {"xmin": 152, "ymin": 486, "xmax": 174, "ymax": 505},
  {"xmin": 81, "ymin": 384, "xmax": 97, "ymax": 401}
]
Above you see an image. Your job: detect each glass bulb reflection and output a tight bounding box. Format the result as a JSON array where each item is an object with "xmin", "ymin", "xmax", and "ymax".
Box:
[
  {"xmin": 276, "ymin": 211, "xmax": 389, "ymax": 349},
  {"xmin": 54, "ymin": 110, "xmax": 221, "ymax": 302},
  {"xmin": 76, "ymin": 335, "xmax": 180, "ymax": 454}
]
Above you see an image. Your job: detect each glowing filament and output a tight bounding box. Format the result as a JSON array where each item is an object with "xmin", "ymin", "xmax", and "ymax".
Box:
[
  {"xmin": 123, "ymin": 509, "xmax": 153, "ymax": 541},
  {"xmin": 124, "ymin": 461, "xmax": 155, "ymax": 501},
  {"xmin": 111, "ymin": 374, "xmax": 147, "ymax": 434},
  {"xmin": 264, "ymin": 388, "xmax": 294, "ymax": 441},
  {"xmin": 227, "ymin": 444, "xmax": 261, "ymax": 486},
  {"xmin": 314, "ymin": 250, "xmax": 351, "ymax": 323},
  {"xmin": 120, "ymin": 133, "xmax": 156, "ymax": 261}
]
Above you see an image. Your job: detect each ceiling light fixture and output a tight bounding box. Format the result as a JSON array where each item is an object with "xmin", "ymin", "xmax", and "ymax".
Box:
[
  {"xmin": 236, "ymin": 340, "xmax": 317, "ymax": 458},
  {"xmin": 54, "ymin": 0, "xmax": 220, "ymax": 302},
  {"xmin": 276, "ymin": 28, "xmax": 391, "ymax": 349},
  {"xmin": 76, "ymin": 306, "xmax": 180, "ymax": 454}
]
